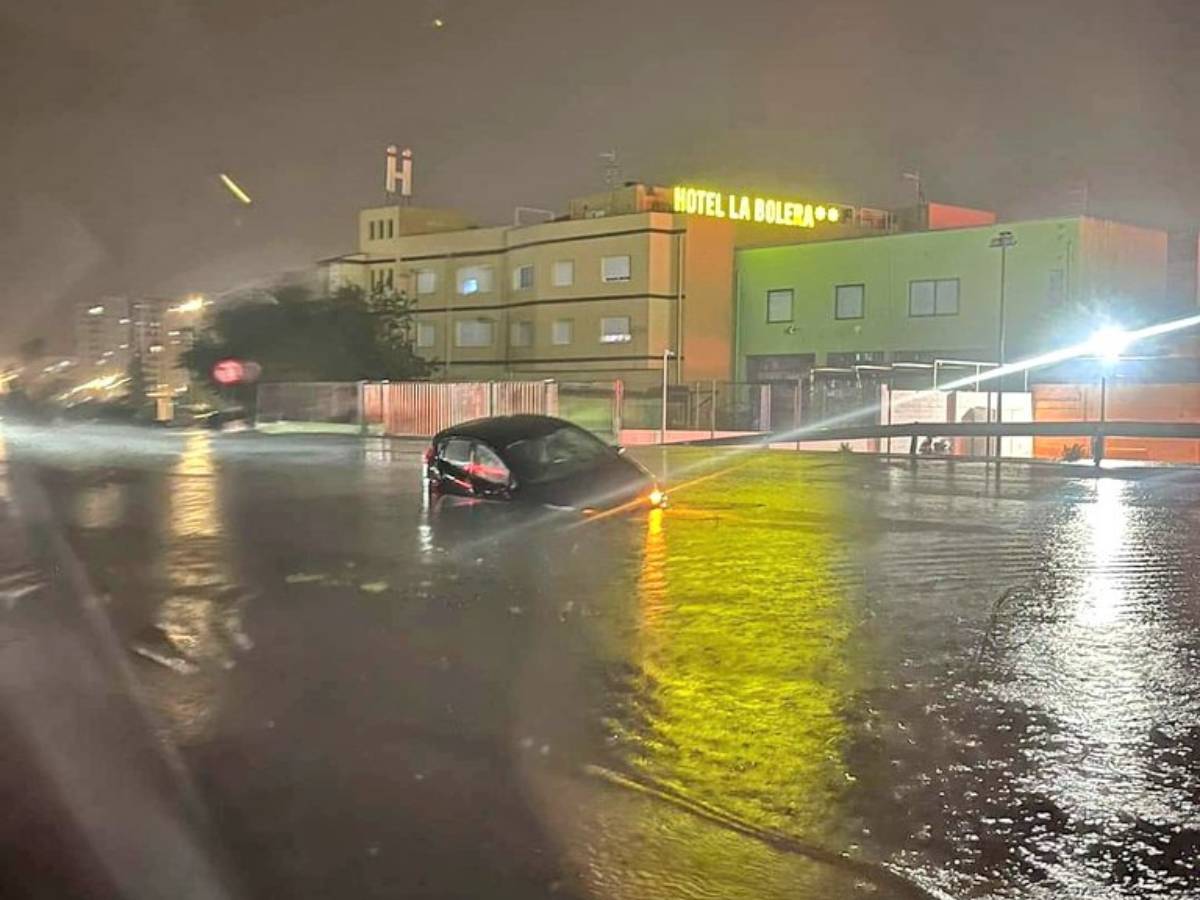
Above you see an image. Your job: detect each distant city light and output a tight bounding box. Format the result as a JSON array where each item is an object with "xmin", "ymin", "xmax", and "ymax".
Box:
[
  {"xmin": 219, "ymin": 173, "xmax": 253, "ymax": 205},
  {"xmin": 87, "ymin": 305, "xmax": 105, "ymax": 316},
  {"xmin": 432, "ymin": 17, "xmax": 445, "ymax": 27}
]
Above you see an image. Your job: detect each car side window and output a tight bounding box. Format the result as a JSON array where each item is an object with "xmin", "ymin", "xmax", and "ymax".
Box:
[
  {"xmin": 442, "ymin": 438, "xmax": 471, "ymax": 468},
  {"xmin": 469, "ymin": 443, "xmax": 511, "ymax": 485}
]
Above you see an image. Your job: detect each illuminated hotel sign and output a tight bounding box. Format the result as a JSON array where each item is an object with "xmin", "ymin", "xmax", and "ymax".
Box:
[{"xmin": 672, "ymin": 186, "xmax": 842, "ymax": 228}]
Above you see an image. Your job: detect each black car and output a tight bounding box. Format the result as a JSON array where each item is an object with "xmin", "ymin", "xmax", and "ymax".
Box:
[{"xmin": 424, "ymin": 415, "xmax": 665, "ymax": 512}]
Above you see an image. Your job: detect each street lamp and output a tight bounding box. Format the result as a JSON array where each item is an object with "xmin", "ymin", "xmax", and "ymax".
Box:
[
  {"xmin": 1088, "ymin": 326, "xmax": 1130, "ymax": 466},
  {"xmin": 988, "ymin": 230, "xmax": 1017, "ymax": 458},
  {"xmin": 661, "ymin": 348, "xmax": 675, "ymax": 444}
]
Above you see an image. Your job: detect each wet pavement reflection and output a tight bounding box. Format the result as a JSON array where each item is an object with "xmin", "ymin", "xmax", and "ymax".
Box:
[{"xmin": 3, "ymin": 425, "xmax": 1199, "ymax": 899}]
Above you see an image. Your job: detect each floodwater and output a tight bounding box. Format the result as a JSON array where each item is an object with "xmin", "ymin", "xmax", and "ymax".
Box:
[{"xmin": 1, "ymin": 424, "xmax": 1199, "ymax": 900}]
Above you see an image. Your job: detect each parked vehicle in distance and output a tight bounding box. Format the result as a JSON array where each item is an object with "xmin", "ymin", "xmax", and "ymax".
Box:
[{"xmin": 425, "ymin": 415, "xmax": 665, "ymax": 512}]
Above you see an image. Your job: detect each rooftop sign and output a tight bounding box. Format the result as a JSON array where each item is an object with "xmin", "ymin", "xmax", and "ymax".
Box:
[{"xmin": 672, "ymin": 186, "xmax": 841, "ymax": 229}]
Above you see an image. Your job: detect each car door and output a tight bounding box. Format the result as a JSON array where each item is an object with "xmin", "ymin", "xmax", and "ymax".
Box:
[
  {"xmin": 465, "ymin": 441, "xmax": 513, "ymax": 499},
  {"xmin": 437, "ymin": 436, "xmax": 475, "ymax": 495}
]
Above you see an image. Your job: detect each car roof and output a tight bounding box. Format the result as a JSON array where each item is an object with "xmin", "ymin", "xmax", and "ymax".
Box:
[{"xmin": 434, "ymin": 414, "xmax": 579, "ymax": 446}]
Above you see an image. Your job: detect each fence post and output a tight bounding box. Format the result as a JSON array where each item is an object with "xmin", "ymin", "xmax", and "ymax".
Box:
[
  {"xmin": 710, "ymin": 379, "xmax": 717, "ymax": 438},
  {"xmin": 357, "ymin": 381, "xmax": 367, "ymax": 434},
  {"xmin": 760, "ymin": 384, "xmax": 772, "ymax": 433}
]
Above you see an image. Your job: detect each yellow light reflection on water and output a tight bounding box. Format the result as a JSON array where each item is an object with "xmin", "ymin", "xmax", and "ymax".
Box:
[
  {"xmin": 153, "ymin": 431, "xmax": 247, "ymax": 739},
  {"xmin": 625, "ymin": 450, "xmax": 855, "ymax": 836}
]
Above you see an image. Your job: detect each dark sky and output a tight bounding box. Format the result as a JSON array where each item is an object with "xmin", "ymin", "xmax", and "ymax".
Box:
[{"xmin": 3, "ymin": 0, "xmax": 1198, "ymax": 352}]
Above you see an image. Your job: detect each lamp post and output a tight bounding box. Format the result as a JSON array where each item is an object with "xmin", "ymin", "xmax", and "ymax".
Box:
[
  {"xmin": 1089, "ymin": 326, "xmax": 1129, "ymax": 467},
  {"xmin": 988, "ymin": 230, "xmax": 1017, "ymax": 458},
  {"xmin": 660, "ymin": 348, "xmax": 675, "ymax": 444}
]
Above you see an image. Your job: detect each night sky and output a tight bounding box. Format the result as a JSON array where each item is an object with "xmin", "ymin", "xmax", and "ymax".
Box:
[{"xmin": 3, "ymin": 0, "xmax": 1198, "ymax": 351}]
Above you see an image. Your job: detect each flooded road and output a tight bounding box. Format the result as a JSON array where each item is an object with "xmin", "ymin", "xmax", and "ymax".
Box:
[{"xmin": 2, "ymin": 424, "xmax": 1199, "ymax": 899}]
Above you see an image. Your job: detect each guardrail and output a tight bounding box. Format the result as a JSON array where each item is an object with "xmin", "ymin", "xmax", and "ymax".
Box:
[{"xmin": 684, "ymin": 420, "xmax": 1200, "ymax": 464}]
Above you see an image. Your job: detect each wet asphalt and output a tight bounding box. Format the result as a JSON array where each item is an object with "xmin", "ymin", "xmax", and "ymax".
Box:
[{"xmin": 1, "ymin": 423, "xmax": 1198, "ymax": 900}]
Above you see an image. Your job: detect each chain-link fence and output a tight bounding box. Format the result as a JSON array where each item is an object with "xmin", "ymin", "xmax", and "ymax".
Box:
[{"xmin": 256, "ymin": 382, "xmax": 362, "ymax": 429}]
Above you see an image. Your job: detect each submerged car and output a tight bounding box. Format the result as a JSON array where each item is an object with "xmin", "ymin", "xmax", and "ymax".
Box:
[{"xmin": 424, "ymin": 415, "xmax": 665, "ymax": 511}]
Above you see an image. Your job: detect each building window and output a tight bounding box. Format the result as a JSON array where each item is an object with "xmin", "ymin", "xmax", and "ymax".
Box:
[
  {"xmin": 416, "ymin": 322, "xmax": 436, "ymax": 348},
  {"xmin": 369, "ymin": 221, "xmax": 376, "ymax": 240},
  {"xmin": 455, "ymin": 319, "xmax": 494, "ymax": 347},
  {"xmin": 601, "ymin": 255, "xmax": 632, "ymax": 283},
  {"xmin": 385, "ymin": 269, "xmax": 394, "ymax": 289},
  {"xmin": 416, "ymin": 270, "xmax": 437, "ymax": 295},
  {"xmin": 512, "ymin": 264, "xmax": 534, "ymax": 290},
  {"xmin": 509, "ymin": 320, "xmax": 533, "ymax": 347},
  {"xmin": 834, "ymin": 284, "xmax": 864, "ymax": 320},
  {"xmin": 909, "ymin": 278, "xmax": 959, "ymax": 317},
  {"xmin": 766, "ymin": 288, "xmax": 794, "ymax": 323},
  {"xmin": 386, "ymin": 219, "xmax": 394, "ymax": 239},
  {"xmin": 551, "ymin": 319, "xmax": 573, "ymax": 345},
  {"xmin": 456, "ymin": 265, "xmax": 494, "ymax": 295},
  {"xmin": 600, "ymin": 316, "xmax": 632, "ymax": 343},
  {"xmin": 552, "ymin": 260, "xmax": 574, "ymax": 287}
]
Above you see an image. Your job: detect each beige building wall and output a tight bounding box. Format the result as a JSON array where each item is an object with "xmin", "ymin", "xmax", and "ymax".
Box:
[{"xmin": 322, "ymin": 185, "xmax": 848, "ymax": 387}]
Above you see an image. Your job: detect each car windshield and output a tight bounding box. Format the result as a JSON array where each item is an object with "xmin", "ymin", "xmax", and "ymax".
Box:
[{"xmin": 504, "ymin": 425, "xmax": 613, "ymax": 484}]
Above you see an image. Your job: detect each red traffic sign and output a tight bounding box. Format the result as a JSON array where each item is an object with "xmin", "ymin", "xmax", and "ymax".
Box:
[{"xmin": 212, "ymin": 358, "xmax": 245, "ymax": 385}]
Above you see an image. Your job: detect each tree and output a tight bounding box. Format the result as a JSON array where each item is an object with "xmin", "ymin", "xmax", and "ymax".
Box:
[{"xmin": 181, "ymin": 284, "xmax": 435, "ymax": 387}]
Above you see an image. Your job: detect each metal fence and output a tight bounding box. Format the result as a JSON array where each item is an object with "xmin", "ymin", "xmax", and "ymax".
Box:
[
  {"xmin": 257, "ymin": 378, "xmax": 776, "ymax": 440},
  {"xmin": 362, "ymin": 381, "xmax": 559, "ymax": 437},
  {"xmin": 256, "ymin": 382, "xmax": 361, "ymax": 426},
  {"xmin": 621, "ymin": 382, "xmax": 772, "ymax": 433}
]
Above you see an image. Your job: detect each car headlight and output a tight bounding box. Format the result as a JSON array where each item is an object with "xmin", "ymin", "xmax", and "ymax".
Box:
[{"xmin": 648, "ymin": 488, "xmax": 666, "ymax": 508}]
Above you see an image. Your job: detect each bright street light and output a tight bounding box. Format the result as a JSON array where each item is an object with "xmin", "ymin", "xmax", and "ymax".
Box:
[{"xmin": 1089, "ymin": 326, "xmax": 1131, "ymax": 364}]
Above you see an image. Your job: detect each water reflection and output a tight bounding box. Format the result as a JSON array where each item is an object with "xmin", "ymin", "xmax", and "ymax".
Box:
[
  {"xmin": 148, "ymin": 432, "xmax": 247, "ymax": 739},
  {"xmin": 1002, "ymin": 476, "xmax": 1200, "ymax": 893},
  {"xmin": 74, "ymin": 482, "xmax": 125, "ymax": 530},
  {"xmin": 564, "ymin": 453, "xmax": 868, "ymax": 898}
]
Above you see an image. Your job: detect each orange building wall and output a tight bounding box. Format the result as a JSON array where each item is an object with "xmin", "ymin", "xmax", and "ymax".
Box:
[
  {"xmin": 927, "ymin": 203, "xmax": 997, "ymax": 230},
  {"xmin": 681, "ymin": 216, "xmax": 736, "ymax": 381},
  {"xmin": 1032, "ymin": 383, "xmax": 1200, "ymax": 463},
  {"xmin": 1076, "ymin": 219, "xmax": 1169, "ymax": 318}
]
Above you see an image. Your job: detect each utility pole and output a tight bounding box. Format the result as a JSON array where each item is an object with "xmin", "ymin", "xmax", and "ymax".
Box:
[
  {"xmin": 660, "ymin": 348, "xmax": 675, "ymax": 444},
  {"xmin": 988, "ymin": 230, "xmax": 1017, "ymax": 458}
]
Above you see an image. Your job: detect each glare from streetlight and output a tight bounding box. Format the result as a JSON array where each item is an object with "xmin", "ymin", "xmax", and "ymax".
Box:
[
  {"xmin": 1089, "ymin": 326, "xmax": 1131, "ymax": 363},
  {"xmin": 172, "ymin": 295, "xmax": 208, "ymax": 315}
]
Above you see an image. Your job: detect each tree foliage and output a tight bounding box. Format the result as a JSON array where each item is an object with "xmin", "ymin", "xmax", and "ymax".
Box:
[{"xmin": 182, "ymin": 284, "xmax": 435, "ymax": 386}]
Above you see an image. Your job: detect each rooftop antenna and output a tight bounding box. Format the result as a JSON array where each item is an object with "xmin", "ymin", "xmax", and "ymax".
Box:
[{"xmin": 385, "ymin": 145, "xmax": 413, "ymax": 205}]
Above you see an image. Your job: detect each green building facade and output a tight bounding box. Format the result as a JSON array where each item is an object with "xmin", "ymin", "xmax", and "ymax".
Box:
[{"xmin": 734, "ymin": 216, "xmax": 1169, "ymax": 382}]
